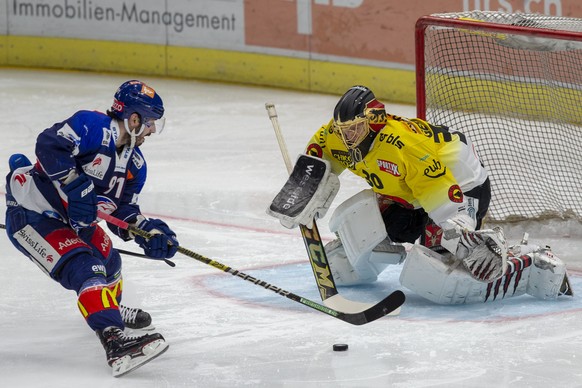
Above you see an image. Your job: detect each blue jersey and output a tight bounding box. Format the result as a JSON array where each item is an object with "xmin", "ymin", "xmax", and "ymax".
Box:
[{"xmin": 15, "ymin": 110, "xmax": 148, "ymax": 239}]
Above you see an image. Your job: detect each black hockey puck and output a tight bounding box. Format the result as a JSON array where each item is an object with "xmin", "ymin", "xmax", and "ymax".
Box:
[{"xmin": 333, "ymin": 344, "xmax": 348, "ymax": 351}]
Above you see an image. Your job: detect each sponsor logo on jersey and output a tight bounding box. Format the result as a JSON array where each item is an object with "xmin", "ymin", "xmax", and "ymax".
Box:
[
  {"xmin": 306, "ymin": 143, "xmax": 323, "ymax": 158},
  {"xmin": 423, "ymin": 159, "xmax": 447, "ymax": 178},
  {"xmin": 467, "ymin": 197, "xmax": 476, "ymax": 219},
  {"xmin": 331, "ymin": 149, "xmax": 352, "ymax": 168},
  {"xmin": 115, "ymin": 146, "xmax": 132, "ymax": 173},
  {"xmin": 90, "ymin": 226, "xmax": 112, "ymax": 257},
  {"xmin": 92, "ymin": 264, "xmax": 106, "ymax": 275},
  {"xmin": 102, "ymin": 128, "xmax": 111, "ymax": 146},
  {"xmin": 378, "ymin": 133, "xmax": 404, "ymax": 149},
  {"xmin": 377, "ymin": 159, "xmax": 401, "ymax": 176},
  {"xmin": 132, "ymin": 152, "xmax": 144, "ymax": 169},
  {"xmin": 448, "ymin": 185, "xmax": 464, "ymax": 203},
  {"xmin": 83, "ymin": 154, "xmax": 111, "ymax": 180},
  {"xmin": 14, "ymin": 226, "xmax": 63, "ymax": 274},
  {"xmin": 45, "ymin": 228, "xmax": 90, "ymax": 256},
  {"xmin": 97, "ymin": 196, "xmax": 118, "ymax": 217},
  {"xmin": 57, "ymin": 237, "xmax": 85, "ymax": 251}
]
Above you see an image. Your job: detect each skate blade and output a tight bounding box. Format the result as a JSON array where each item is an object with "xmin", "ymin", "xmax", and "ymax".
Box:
[
  {"xmin": 112, "ymin": 339, "xmax": 169, "ymax": 378},
  {"xmin": 125, "ymin": 324, "xmax": 156, "ymax": 333}
]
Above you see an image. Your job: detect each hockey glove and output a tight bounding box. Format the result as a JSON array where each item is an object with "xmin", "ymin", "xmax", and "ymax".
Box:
[
  {"xmin": 134, "ymin": 218, "xmax": 179, "ymax": 259},
  {"xmin": 442, "ymin": 217, "xmax": 507, "ymax": 282},
  {"xmin": 62, "ymin": 174, "xmax": 97, "ymax": 228}
]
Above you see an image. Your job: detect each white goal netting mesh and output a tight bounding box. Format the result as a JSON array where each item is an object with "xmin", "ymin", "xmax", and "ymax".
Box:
[{"xmin": 418, "ymin": 11, "xmax": 582, "ymax": 222}]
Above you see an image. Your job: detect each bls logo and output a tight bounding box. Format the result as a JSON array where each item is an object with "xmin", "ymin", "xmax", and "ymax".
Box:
[
  {"xmin": 379, "ymin": 133, "xmax": 404, "ymax": 149},
  {"xmin": 297, "ymin": 0, "xmax": 364, "ymax": 35}
]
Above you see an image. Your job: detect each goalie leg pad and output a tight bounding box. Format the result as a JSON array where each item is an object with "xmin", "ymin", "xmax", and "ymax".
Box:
[
  {"xmin": 526, "ymin": 247, "xmax": 570, "ymax": 300},
  {"xmin": 325, "ymin": 189, "xmax": 406, "ymax": 285},
  {"xmin": 329, "ymin": 189, "xmax": 389, "ymax": 264},
  {"xmin": 267, "ymin": 154, "xmax": 339, "ymax": 229},
  {"xmin": 325, "ymin": 239, "xmax": 379, "ymax": 286},
  {"xmin": 400, "ymin": 245, "xmax": 530, "ymax": 304},
  {"xmin": 400, "ymin": 245, "xmax": 492, "ymax": 304}
]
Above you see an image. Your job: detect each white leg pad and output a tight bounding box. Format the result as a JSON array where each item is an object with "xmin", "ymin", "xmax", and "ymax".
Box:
[
  {"xmin": 399, "ymin": 245, "xmax": 496, "ymax": 304},
  {"xmin": 329, "ymin": 189, "xmax": 388, "ymax": 271},
  {"xmin": 400, "ymin": 244, "xmax": 535, "ymax": 304},
  {"xmin": 325, "ymin": 239, "xmax": 379, "ymax": 286},
  {"xmin": 401, "ymin": 243, "xmax": 570, "ymax": 304},
  {"xmin": 526, "ymin": 248, "xmax": 568, "ymax": 300}
]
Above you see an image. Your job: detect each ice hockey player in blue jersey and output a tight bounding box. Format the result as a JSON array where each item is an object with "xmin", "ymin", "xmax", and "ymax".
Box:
[{"xmin": 4, "ymin": 80, "xmax": 177, "ymax": 377}]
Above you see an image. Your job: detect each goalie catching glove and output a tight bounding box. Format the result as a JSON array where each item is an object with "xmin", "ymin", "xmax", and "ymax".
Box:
[
  {"xmin": 440, "ymin": 215, "xmax": 508, "ymax": 282},
  {"xmin": 267, "ymin": 154, "xmax": 340, "ymax": 229}
]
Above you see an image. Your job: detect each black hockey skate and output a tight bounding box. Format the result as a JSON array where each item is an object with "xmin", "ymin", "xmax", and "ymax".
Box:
[
  {"xmin": 120, "ymin": 305, "xmax": 153, "ymax": 330},
  {"xmin": 97, "ymin": 326, "xmax": 169, "ymax": 377}
]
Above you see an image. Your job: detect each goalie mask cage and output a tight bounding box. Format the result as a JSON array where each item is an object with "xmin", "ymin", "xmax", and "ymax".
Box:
[{"xmin": 415, "ymin": 11, "xmax": 582, "ymax": 222}]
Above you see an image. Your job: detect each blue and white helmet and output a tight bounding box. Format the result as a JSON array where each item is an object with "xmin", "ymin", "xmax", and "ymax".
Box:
[{"xmin": 110, "ymin": 80, "xmax": 165, "ymax": 138}]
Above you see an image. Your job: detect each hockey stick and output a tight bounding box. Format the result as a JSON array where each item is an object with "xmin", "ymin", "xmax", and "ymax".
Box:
[
  {"xmin": 98, "ymin": 210, "xmax": 404, "ymax": 325},
  {"xmin": 0, "ymin": 222, "xmax": 175, "ymax": 267},
  {"xmin": 265, "ymin": 103, "xmax": 404, "ymax": 315},
  {"xmin": 265, "ymin": 103, "xmax": 339, "ymax": 300}
]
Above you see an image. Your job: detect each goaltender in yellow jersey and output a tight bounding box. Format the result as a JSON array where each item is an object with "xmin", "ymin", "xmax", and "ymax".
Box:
[
  {"xmin": 305, "ymin": 86, "xmax": 490, "ymax": 246},
  {"xmin": 268, "ymin": 85, "xmax": 572, "ymax": 303}
]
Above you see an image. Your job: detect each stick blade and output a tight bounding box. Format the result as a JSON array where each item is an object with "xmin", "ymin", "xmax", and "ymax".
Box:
[{"xmin": 340, "ymin": 290, "xmax": 406, "ymax": 326}]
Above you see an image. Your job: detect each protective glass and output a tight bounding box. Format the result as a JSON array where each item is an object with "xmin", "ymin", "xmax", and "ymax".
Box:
[{"xmin": 334, "ymin": 116, "xmax": 370, "ymax": 149}]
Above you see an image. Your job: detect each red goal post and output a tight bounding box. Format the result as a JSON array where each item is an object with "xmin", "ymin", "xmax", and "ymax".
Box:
[{"xmin": 415, "ymin": 11, "xmax": 582, "ymax": 222}]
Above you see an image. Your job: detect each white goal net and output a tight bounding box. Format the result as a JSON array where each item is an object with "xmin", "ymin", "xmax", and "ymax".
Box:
[{"xmin": 416, "ymin": 11, "xmax": 582, "ymax": 222}]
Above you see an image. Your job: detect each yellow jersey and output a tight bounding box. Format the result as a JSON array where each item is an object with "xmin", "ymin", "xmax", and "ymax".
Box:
[{"xmin": 305, "ymin": 115, "xmax": 488, "ymax": 221}]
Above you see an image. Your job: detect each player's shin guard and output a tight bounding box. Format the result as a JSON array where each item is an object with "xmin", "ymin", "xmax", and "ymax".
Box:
[
  {"xmin": 105, "ymin": 275, "xmax": 154, "ymax": 330},
  {"xmin": 77, "ymin": 277, "xmax": 124, "ymax": 330}
]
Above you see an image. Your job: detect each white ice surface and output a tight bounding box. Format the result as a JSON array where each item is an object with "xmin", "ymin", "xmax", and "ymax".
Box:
[{"xmin": 1, "ymin": 69, "xmax": 582, "ymax": 387}]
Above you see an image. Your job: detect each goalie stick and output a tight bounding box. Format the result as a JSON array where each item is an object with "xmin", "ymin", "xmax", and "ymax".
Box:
[
  {"xmin": 265, "ymin": 103, "xmax": 404, "ymax": 315},
  {"xmin": 98, "ymin": 210, "xmax": 405, "ymax": 325}
]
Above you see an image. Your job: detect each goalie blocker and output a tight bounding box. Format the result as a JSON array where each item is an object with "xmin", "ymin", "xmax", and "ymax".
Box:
[{"xmin": 267, "ymin": 154, "xmax": 339, "ymax": 229}]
